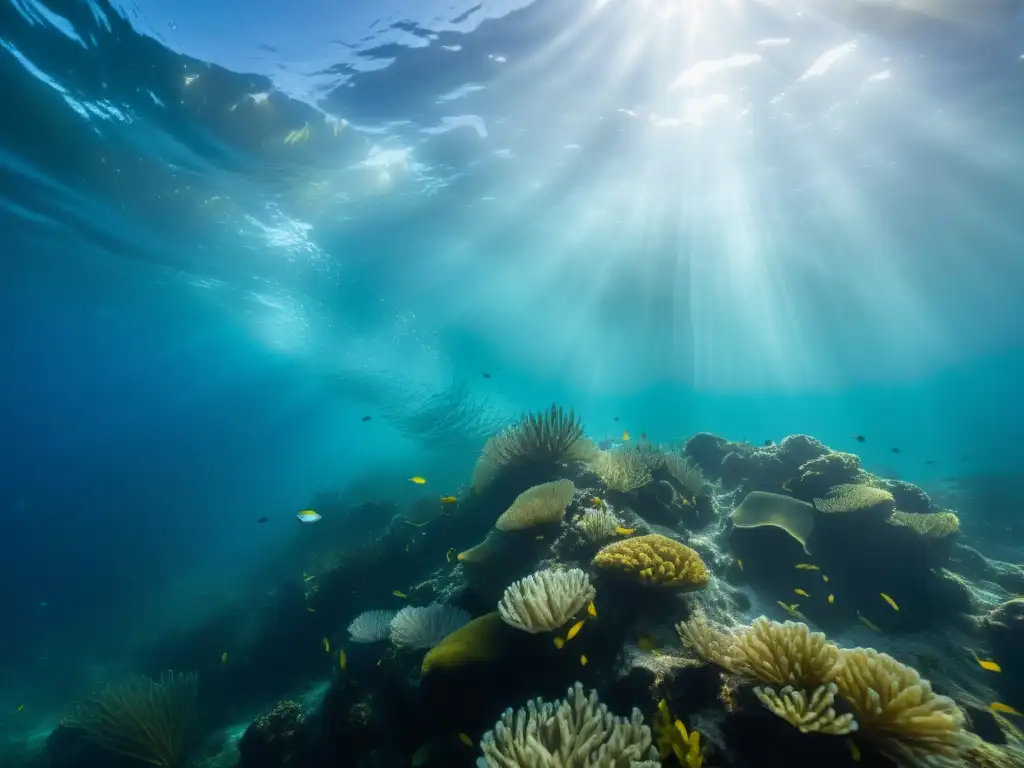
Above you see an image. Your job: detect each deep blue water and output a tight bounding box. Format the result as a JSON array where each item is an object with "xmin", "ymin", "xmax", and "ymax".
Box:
[{"xmin": 1, "ymin": 0, "xmax": 1023, "ymax": 742}]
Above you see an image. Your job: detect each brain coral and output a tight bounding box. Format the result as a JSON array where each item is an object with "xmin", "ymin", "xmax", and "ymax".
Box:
[{"xmin": 593, "ymin": 534, "xmax": 709, "ymax": 589}]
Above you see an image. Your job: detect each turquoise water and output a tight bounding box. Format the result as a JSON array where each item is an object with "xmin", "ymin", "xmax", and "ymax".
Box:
[{"xmin": 1, "ymin": 1, "xmax": 1023, "ymax": 766}]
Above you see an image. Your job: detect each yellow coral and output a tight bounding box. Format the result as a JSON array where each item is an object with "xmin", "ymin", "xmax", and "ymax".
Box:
[
  {"xmin": 827, "ymin": 647, "xmax": 979, "ymax": 767},
  {"xmin": 495, "ymin": 479, "xmax": 575, "ymax": 531},
  {"xmin": 593, "ymin": 534, "xmax": 709, "ymax": 589},
  {"xmin": 421, "ymin": 612, "xmax": 507, "ymax": 675},
  {"xmin": 889, "ymin": 510, "xmax": 961, "ymax": 538},
  {"xmin": 724, "ymin": 617, "xmax": 838, "ymax": 689},
  {"xmin": 813, "ymin": 484, "xmax": 895, "ymax": 516},
  {"xmin": 753, "ymin": 683, "xmax": 858, "ymax": 735}
]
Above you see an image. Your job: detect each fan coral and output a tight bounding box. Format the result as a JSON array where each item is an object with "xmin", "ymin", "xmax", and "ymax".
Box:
[
  {"xmin": 589, "ymin": 448, "xmax": 653, "ymax": 492},
  {"xmin": 813, "ymin": 484, "xmax": 895, "ymax": 516},
  {"xmin": 497, "ymin": 568, "xmax": 596, "ymax": 633},
  {"xmin": 347, "ymin": 609, "xmax": 398, "ymax": 643},
  {"xmin": 62, "ymin": 671, "xmax": 198, "ymax": 767},
  {"xmin": 593, "ymin": 534, "xmax": 709, "ymax": 590},
  {"xmin": 389, "ymin": 604, "xmax": 471, "ymax": 650},
  {"xmin": 479, "ymin": 682, "xmax": 660, "ymax": 768},
  {"xmin": 753, "ymin": 683, "xmax": 858, "ymax": 735},
  {"xmin": 889, "ymin": 510, "xmax": 961, "ymax": 538},
  {"xmin": 421, "ymin": 612, "xmax": 507, "ymax": 675},
  {"xmin": 828, "ymin": 647, "xmax": 979, "ymax": 767},
  {"xmin": 495, "ymin": 479, "xmax": 576, "ymax": 531}
]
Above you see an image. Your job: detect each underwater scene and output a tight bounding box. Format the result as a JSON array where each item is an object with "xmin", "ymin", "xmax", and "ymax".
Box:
[{"xmin": 2, "ymin": 0, "xmax": 1024, "ymax": 766}]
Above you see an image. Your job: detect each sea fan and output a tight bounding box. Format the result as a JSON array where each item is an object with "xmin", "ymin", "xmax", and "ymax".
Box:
[{"xmin": 348, "ymin": 609, "xmax": 397, "ymax": 643}]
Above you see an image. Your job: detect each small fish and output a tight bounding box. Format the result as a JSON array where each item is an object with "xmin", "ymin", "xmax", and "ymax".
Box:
[
  {"xmin": 445, "ymin": 548, "xmax": 456, "ymax": 563},
  {"xmin": 640, "ymin": 432, "xmax": 646, "ymax": 440},
  {"xmin": 296, "ymin": 509, "xmax": 322, "ymax": 524},
  {"xmin": 854, "ymin": 435, "xmax": 866, "ymax": 442},
  {"xmin": 925, "ymin": 459, "xmax": 935, "ymax": 465},
  {"xmin": 794, "ymin": 588, "xmax": 810, "ymax": 597},
  {"xmin": 615, "ymin": 526, "xmax": 635, "ymax": 536},
  {"xmin": 795, "ymin": 564, "xmax": 820, "ymax": 571},
  {"xmin": 613, "ymin": 416, "xmax": 620, "ymax": 422},
  {"xmin": 409, "ymin": 476, "xmax": 427, "ymax": 484},
  {"xmin": 764, "ymin": 439, "xmax": 773, "ymax": 446},
  {"xmin": 361, "ymin": 415, "xmax": 372, "ymax": 421},
  {"xmin": 736, "ymin": 558, "xmax": 744, "ymax": 571},
  {"xmin": 458, "ymin": 732, "xmax": 474, "ymax": 747},
  {"xmin": 580, "ymin": 654, "xmax": 588, "ymax": 666},
  {"xmin": 482, "ymin": 372, "xmax": 492, "ymax": 379},
  {"xmin": 990, "ymin": 702, "xmax": 1023, "ymax": 717},
  {"xmin": 857, "ymin": 612, "xmax": 882, "ymax": 632},
  {"xmin": 587, "ymin": 602, "xmax": 597, "ymax": 618},
  {"xmin": 622, "ymin": 430, "xmax": 630, "ymax": 441},
  {"xmin": 977, "ymin": 658, "xmax": 1002, "ymax": 673},
  {"xmin": 822, "ymin": 574, "xmax": 830, "ymax": 583},
  {"xmin": 221, "ymin": 652, "xmax": 228, "ymax": 665},
  {"xmin": 392, "ymin": 590, "xmax": 408, "ymax": 598},
  {"xmin": 880, "ymin": 592, "xmax": 900, "ymax": 611},
  {"xmin": 553, "ymin": 636, "xmax": 566, "ymax": 649},
  {"xmin": 339, "ymin": 649, "xmax": 347, "ymax": 670},
  {"xmin": 440, "ymin": 496, "xmax": 458, "ymax": 504},
  {"xmin": 847, "ymin": 738, "xmax": 862, "ymax": 762},
  {"xmin": 306, "ymin": 607, "xmax": 317, "ymax": 613},
  {"xmin": 828, "ymin": 593, "xmax": 835, "ymax": 604},
  {"xmin": 323, "ymin": 637, "xmax": 331, "ymax": 653},
  {"xmin": 566, "ymin": 620, "xmax": 585, "ymax": 641},
  {"xmin": 891, "ymin": 447, "xmax": 901, "ymax": 454},
  {"xmin": 777, "ymin": 601, "xmax": 803, "ymax": 619},
  {"xmin": 256, "ymin": 516, "xmax": 268, "ymax": 523},
  {"xmin": 17, "ymin": 704, "xmax": 24, "ymax": 712},
  {"xmin": 303, "ymin": 573, "xmax": 316, "ymax": 582}
]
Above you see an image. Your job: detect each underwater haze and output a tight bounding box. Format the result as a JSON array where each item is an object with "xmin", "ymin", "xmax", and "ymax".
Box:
[{"xmin": 1, "ymin": 0, "xmax": 1024, "ymax": 766}]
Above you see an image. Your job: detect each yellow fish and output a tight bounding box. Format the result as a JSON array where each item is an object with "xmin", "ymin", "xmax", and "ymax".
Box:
[
  {"xmin": 440, "ymin": 496, "xmax": 457, "ymax": 504},
  {"xmin": 777, "ymin": 601, "xmax": 803, "ymax": 619},
  {"xmin": 978, "ymin": 658, "xmax": 1002, "ymax": 673},
  {"xmin": 828, "ymin": 593, "xmax": 835, "ymax": 604},
  {"xmin": 857, "ymin": 612, "xmax": 882, "ymax": 632},
  {"xmin": 17, "ymin": 704, "xmax": 24, "ymax": 712},
  {"xmin": 445, "ymin": 548, "xmax": 456, "ymax": 563},
  {"xmin": 580, "ymin": 654, "xmax": 588, "ymax": 666},
  {"xmin": 880, "ymin": 593, "xmax": 900, "ymax": 611},
  {"xmin": 795, "ymin": 564, "xmax": 820, "ymax": 571},
  {"xmin": 622, "ymin": 430, "xmax": 631, "ymax": 441},
  {"xmin": 736, "ymin": 558, "xmax": 744, "ymax": 571},
  {"xmin": 822, "ymin": 574, "xmax": 830, "ymax": 583},
  {"xmin": 392, "ymin": 590, "xmax": 408, "ymax": 599},
  {"xmin": 566, "ymin": 620, "xmax": 585, "ymax": 641},
  {"xmin": 587, "ymin": 601, "xmax": 597, "ymax": 618},
  {"xmin": 553, "ymin": 636, "xmax": 566, "ymax": 649},
  {"xmin": 323, "ymin": 637, "xmax": 331, "ymax": 653},
  {"xmin": 847, "ymin": 738, "xmax": 861, "ymax": 762},
  {"xmin": 409, "ymin": 476, "xmax": 427, "ymax": 484},
  {"xmin": 991, "ymin": 702, "xmax": 1023, "ymax": 717},
  {"xmin": 615, "ymin": 526, "xmax": 635, "ymax": 536},
  {"xmin": 221, "ymin": 651, "xmax": 228, "ymax": 664},
  {"xmin": 296, "ymin": 509, "xmax": 322, "ymax": 524},
  {"xmin": 794, "ymin": 588, "xmax": 810, "ymax": 597},
  {"xmin": 339, "ymin": 649, "xmax": 347, "ymax": 670},
  {"xmin": 458, "ymin": 733, "xmax": 474, "ymax": 747}
]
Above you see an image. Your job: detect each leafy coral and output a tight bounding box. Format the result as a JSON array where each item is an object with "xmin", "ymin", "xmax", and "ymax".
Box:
[{"xmin": 495, "ymin": 479, "xmax": 576, "ymax": 531}]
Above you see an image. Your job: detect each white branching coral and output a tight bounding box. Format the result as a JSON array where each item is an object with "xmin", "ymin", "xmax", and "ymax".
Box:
[
  {"xmin": 479, "ymin": 682, "xmax": 660, "ymax": 768},
  {"xmin": 753, "ymin": 683, "xmax": 858, "ymax": 735},
  {"xmin": 497, "ymin": 568, "xmax": 595, "ymax": 633}
]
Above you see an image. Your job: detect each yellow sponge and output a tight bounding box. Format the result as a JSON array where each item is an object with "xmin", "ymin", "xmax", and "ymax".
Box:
[{"xmin": 593, "ymin": 534, "xmax": 709, "ymax": 589}]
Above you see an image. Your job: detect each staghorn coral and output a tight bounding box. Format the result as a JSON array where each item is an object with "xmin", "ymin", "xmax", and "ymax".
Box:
[
  {"xmin": 590, "ymin": 448, "xmax": 653, "ymax": 492},
  {"xmin": 577, "ymin": 506, "xmax": 621, "ymax": 542},
  {"xmin": 662, "ymin": 455, "xmax": 708, "ymax": 497},
  {"xmin": 347, "ymin": 609, "xmax": 397, "ymax": 643},
  {"xmin": 421, "ymin": 612, "xmax": 507, "ymax": 674},
  {"xmin": 479, "ymin": 682, "xmax": 660, "ymax": 768},
  {"xmin": 497, "ymin": 568, "xmax": 596, "ymax": 633},
  {"xmin": 388, "ymin": 604, "xmax": 470, "ymax": 650},
  {"xmin": 753, "ymin": 683, "xmax": 858, "ymax": 735},
  {"xmin": 62, "ymin": 671, "xmax": 198, "ymax": 767},
  {"xmin": 889, "ymin": 510, "xmax": 961, "ymax": 538},
  {"xmin": 594, "ymin": 534, "xmax": 709, "ymax": 589},
  {"xmin": 813, "ymin": 484, "xmax": 895, "ymax": 516},
  {"xmin": 495, "ymin": 479, "xmax": 576, "ymax": 531},
  {"xmin": 828, "ymin": 647, "xmax": 979, "ymax": 768},
  {"xmin": 471, "ymin": 405, "xmax": 595, "ymax": 491}
]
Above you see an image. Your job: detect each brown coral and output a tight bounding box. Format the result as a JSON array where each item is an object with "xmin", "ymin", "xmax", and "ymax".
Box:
[{"xmin": 594, "ymin": 534, "xmax": 709, "ymax": 589}]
